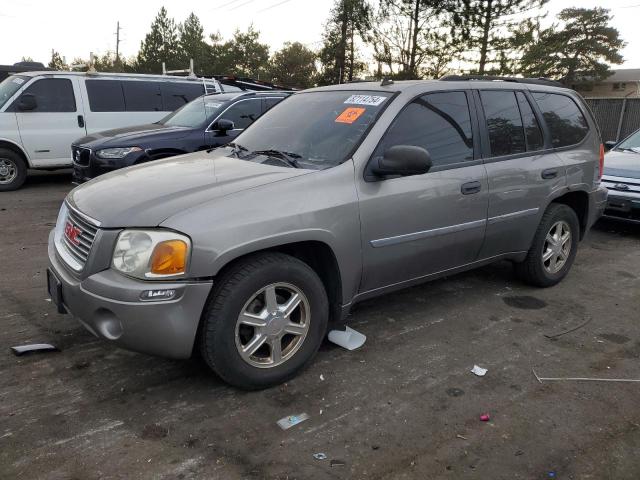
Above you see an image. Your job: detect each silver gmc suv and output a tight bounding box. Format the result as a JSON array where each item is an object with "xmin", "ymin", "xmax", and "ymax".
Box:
[{"xmin": 47, "ymin": 77, "xmax": 608, "ymax": 389}]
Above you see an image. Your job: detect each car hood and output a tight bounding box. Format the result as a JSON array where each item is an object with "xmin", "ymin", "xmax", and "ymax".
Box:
[
  {"xmin": 67, "ymin": 150, "xmax": 311, "ymax": 228},
  {"xmin": 604, "ymin": 150, "xmax": 640, "ymax": 179},
  {"xmin": 74, "ymin": 123, "xmax": 192, "ymax": 148}
]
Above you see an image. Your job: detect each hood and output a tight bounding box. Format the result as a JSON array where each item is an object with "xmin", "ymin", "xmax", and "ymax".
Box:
[
  {"xmin": 604, "ymin": 150, "xmax": 640, "ymax": 179},
  {"xmin": 74, "ymin": 123, "xmax": 192, "ymax": 148},
  {"xmin": 67, "ymin": 150, "xmax": 311, "ymax": 228}
]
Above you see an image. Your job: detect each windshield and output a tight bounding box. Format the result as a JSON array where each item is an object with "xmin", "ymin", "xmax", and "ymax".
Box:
[
  {"xmin": 616, "ymin": 130, "xmax": 640, "ymax": 153},
  {"xmin": 0, "ymin": 75, "xmax": 28, "ymax": 110},
  {"xmin": 231, "ymin": 90, "xmax": 393, "ymax": 169},
  {"xmin": 160, "ymin": 96, "xmax": 225, "ymax": 128}
]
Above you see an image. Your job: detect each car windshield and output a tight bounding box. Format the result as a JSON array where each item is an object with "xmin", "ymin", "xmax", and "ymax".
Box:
[
  {"xmin": 616, "ymin": 130, "xmax": 640, "ymax": 153},
  {"xmin": 160, "ymin": 96, "xmax": 226, "ymax": 128},
  {"xmin": 230, "ymin": 90, "xmax": 394, "ymax": 170},
  {"xmin": 0, "ymin": 75, "xmax": 28, "ymax": 110}
]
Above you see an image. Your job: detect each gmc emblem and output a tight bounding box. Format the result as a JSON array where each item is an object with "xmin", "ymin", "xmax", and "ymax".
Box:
[{"xmin": 64, "ymin": 221, "xmax": 82, "ymax": 246}]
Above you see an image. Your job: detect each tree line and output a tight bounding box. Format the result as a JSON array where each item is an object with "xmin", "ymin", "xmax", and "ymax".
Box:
[{"xmin": 46, "ymin": 1, "xmax": 625, "ymax": 89}]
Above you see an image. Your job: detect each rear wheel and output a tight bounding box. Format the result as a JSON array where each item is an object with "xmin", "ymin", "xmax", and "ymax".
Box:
[
  {"xmin": 515, "ymin": 203, "xmax": 580, "ymax": 287},
  {"xmin": 0, "ymin": 148, "xmax": 27, "ymax": 192},
  {"xmin": 199, "ymin": 252, "xmax": 328, "ymax": 390}
]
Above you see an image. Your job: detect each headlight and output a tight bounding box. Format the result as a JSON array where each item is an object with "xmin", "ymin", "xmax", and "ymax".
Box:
[
  {"xmin": 96, "ymin": 147, "xmax": 142, "ymax": 159},
  {"xmin": 112, "ymin": 230, "xmax": 190, "ymax": 280}
]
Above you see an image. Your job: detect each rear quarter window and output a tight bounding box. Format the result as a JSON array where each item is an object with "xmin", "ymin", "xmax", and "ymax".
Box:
[
  {"xmin": 532, "ymin": 92, "xmax": 589, "ymax": 148},
  {"xmin": 122, "ymin": 81, "xmax": 162, "ymax": 112},
  {"xmin": 86, "ymin": 80, "xmax": 125, "ymax": 112},
  {"xmin": 161, "ymin": 82, "xmax": 204, "ymax": 111}
]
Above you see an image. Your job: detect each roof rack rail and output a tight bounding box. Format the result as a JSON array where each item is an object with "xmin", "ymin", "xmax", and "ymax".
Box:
[
  {"xmin": 439, "ymin": 75, "xmax": 565, "ymax": 88},
  {"xmin": 212, "ymin": 75, "xmax": 295, "ymax": 92}
]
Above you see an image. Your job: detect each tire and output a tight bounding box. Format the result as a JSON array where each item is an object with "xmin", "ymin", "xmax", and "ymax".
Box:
[
  {"xmin": 199, "ymin": 252, "xmax": 329, "ymax": 390},
  {"xmin": 0, "ymin": 148, "xmax": 27, "ymax": 192},
  {"xmin": 515, "ymin": 203, "xmax": 580, "ymax": 288}
]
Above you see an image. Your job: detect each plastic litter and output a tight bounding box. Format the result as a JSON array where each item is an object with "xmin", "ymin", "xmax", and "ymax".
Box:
[
  {"xmin": 313, "ymin": 453, "xmax": 327, "ymax": 460},
  {"xmin": 328, "ymin": 326, "xmax": 366, "ymax": 350},
  {"xmin": 276, "ymin": 413, "xmax": 310, "ymax": 430},
  {"xmin": 471, "ymin": 365, "xmax": 488, "ymax": 377},
  {"xmin": 320, "ymin": 374, "xmax": 325, "ymax": 381},
  {"xmin": 480, "ymin": 414, "xmax": 490, "ymax": 422},
  {"xmin": 330, "ymin": 459, "xmax": 346, "ymax": 467},
  {"xmin": 10, "ymin": 343, "xmax": 59, "ymax": 356}
]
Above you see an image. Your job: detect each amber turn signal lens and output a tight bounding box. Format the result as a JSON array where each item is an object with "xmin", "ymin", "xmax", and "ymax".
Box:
[{"xmin": 150, "ymin": 240, "xmax": 187, "ymax": 275}]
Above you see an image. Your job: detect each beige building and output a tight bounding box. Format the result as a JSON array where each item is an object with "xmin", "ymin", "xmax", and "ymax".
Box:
[{"xmin": 573, "ymin": 69, "xmax": 640, "ymax": 98}]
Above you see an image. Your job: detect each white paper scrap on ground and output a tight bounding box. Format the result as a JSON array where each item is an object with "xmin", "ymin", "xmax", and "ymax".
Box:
[
  {"xmin": 471, "ymin": 365, "xmax": 488, "ymax": 377},
  {"xmin": 277, "ymin": 413, "xmax": 310, "ymax": 430},
  {"xmin": 328, "ymin": 326, "xmax": 366, "ymax": 350}
]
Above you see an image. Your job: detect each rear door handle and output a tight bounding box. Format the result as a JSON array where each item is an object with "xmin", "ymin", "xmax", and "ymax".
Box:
[
  {"xmin": 541, "ymin": 168, "xmax": 558, "ymax": 179},
  {"xmin": 77, "ymin": 115, "xmax": 85, "ymax": 128},
  {"xmin": 461, "ymin": 181, "xmax": 482, "ymax": 195}
]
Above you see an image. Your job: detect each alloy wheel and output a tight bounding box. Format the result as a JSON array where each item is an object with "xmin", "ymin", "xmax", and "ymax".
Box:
[{"xmin": 542, "ymin": 220, "xmax": 572, "ymax": 274}]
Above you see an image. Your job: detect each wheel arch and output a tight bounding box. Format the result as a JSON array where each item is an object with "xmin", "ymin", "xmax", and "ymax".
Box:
[
  {"xmin": 0, "ymin": 139, "xmax": 30, "ymax": 167},
  {"xmin": 211, "ymin": 239, "xmax": 345, "ymax": 325},
  {"xmin": 548, "ymin": 189, "xmax": 590, "ymax": 240}
]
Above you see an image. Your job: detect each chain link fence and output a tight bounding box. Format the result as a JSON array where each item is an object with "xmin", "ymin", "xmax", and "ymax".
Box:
[{"xmin": 585, "ymin": 98, "xmax": 640, "ymax": 143}]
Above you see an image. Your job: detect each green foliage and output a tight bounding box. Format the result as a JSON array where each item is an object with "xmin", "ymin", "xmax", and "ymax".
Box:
[
  {"xmin": 47, "ymin": 50, "xmax": 68, "ymax": 70},
  {"xmin": 178, "ymin": 12, "xmax": 209, "ymax": 72},
  {"xmin": 516, "ymin": 7, "xmax": 625, "ymax": 84},
  {"xmin": 269, "ymin": 42, "xmax": 318, "ymax": 88},
  {"xmin": 319, "ymin": 0, "xmax": 371, "ymax": 84},
  {"xmin": 136, "ymin": 6, "xmax": 181, "ymax": 73},
  {"xmin": 457, "ymin": 0, "xmax": 548, "ymax": 75},
  {"xmin": 220, "ymin": 26, "xmax": 271, "ymax": 78}
]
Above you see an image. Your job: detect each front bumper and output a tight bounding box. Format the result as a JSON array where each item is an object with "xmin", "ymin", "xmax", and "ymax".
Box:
[
  {"xmin": 603, "ymin": 193, "xmax": 640, "ymax": 224},
  {"xmin": 48, "ymin": 230, "xmax": 212, "ymax": 359}
]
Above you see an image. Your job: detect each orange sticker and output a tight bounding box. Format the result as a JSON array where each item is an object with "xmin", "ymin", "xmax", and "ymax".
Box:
[{"xmin": 335, "ymin": 107, "xmax": 366, "ymax": 124}]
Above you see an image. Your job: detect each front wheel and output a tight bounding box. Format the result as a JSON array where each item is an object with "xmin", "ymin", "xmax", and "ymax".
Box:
[
  {"xmin": 515, "ymin": 203, "xmax": 580, "ymax": 287},
  {"xmin": 0, "ymin": 149, "xmax": 27, "ymax": 192},
  {"xmin": 199, "ymin": 252, "xmax": 328, "ymax": 390}
]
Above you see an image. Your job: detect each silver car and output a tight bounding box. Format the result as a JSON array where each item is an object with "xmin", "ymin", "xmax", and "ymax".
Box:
[
  {"xmin": 47, "ymin": 78, "xmax": 607, "ymax": 389},
  {"xmin": 602, "ymin": 129, "xmax": 640, "ymax": 223}
]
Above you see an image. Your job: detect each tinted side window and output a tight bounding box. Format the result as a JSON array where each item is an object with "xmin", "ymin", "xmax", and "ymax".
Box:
[
  {"xmin": 86, "ymin": 80, "xmax": 125, "ymax": 112},
  {"xmin": 17, "ymin": 78, "xmax": 76, "ymax": 112},
  {"xmin": 532, "ymin": 92, "xmax": 589, "ymax": 147},
  {"xmin": 264, "ymin": 97, "xmax": 284, "ymax": 112},
  {"xmin": 161, "ymin": 82, "xmax": 204, "ymax": 111},
  {"xmin": 515, "ymin": 92, "xmax": 544, "ymax": 151},
  {"xmin": 376, "ymin": 91, "xmax": 474, "ymax": 167},
  {"xmin": 122, "ymin": 81, "xmax": 162, "ymax": 112},
  {"xmin": 222, "ymin": 99, "xmax": 262, "ymax": 129},
  {"xmin": 481, "ymin": 91, "xmax": 525, "ymax": 157}
]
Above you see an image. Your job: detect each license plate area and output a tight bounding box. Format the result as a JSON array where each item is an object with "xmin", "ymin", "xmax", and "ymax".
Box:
[
  {"xmin": 47, "ymin": 268, "xmax": 66, "ymax": 314},
  {"xmin": 607, "ymin": 199, "xmax": 632, "ymax": 212}
]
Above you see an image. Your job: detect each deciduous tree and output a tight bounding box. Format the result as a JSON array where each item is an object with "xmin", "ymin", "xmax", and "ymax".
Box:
[{"xmin": 269, "ymin": 42, "xmax": 317, "ymax": 88}]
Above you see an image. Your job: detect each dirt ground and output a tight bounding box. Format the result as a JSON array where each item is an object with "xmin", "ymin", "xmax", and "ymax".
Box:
[{"xmin": 1, "ymin": 170, "xmax": 640, "ymax": 480}]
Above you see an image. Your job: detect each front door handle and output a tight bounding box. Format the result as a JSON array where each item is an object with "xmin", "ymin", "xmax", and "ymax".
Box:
[
  {"xmin": 77, "ymin": 115, "xmax": 85, "ymax": 128},
  {"xmin": 541, "ymin": 168, "xmax": 559, "ymax": 179},
  {"xmin": 461, "ymin": 181, "xmax": 482, "ymax": 195}
]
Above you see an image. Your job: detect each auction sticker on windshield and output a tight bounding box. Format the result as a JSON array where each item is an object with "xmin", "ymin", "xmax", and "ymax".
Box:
[
  {"xmin": 344, "ymin": 94, "xmax": 386, "ymax": 106},
  {"xmin": 336, "ymin": 107, "xmax": 366, "ymax": 124}
]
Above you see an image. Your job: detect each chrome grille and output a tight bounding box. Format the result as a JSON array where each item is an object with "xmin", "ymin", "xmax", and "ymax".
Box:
[{"xmin": 61, "ymin": 207, "xmax": 99, "ymax": 269}]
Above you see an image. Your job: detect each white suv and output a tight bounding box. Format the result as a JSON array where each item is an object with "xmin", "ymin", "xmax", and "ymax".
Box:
[{"xmin": 0, "ymin": 72, "xmax": 242, "ymax": 191}]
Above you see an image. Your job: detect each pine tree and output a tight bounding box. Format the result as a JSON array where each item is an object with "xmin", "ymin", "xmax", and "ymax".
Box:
[
  {"xmin": 458, "ymin": 0, "xmax": 548, "ymax": 75},
  {"xmin": 222, "ymin": 26, "xmax": 270, "ymax": 78},
  {"xmin": 48, "ymin": 50, "xmax": 68, "ymax": 70},
  {"xmin": 319, "ymin": 0, "xmax": 371, "ymax": 84},
  {"xmin": 517, "ymin": 8, "xmax": 625, "ymax": 85},
  {"xmin": 136, "ymin": 7, "xmax": 181, "ymax": 73},
  {"xmin": 178, "ymin": 13, "xmax": 209, "ymax": 73}
]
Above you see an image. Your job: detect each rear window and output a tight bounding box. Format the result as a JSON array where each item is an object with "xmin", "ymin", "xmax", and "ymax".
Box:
[
  {"xmin": 532, "ymin": 92, "xmax": 589, "ymax": 147},
  {"xmin": 86, "ymin": 80, "xmax": 125, "ymax": 112}
]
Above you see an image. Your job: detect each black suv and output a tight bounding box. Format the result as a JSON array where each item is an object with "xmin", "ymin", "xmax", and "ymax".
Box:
[{"xmin": 71, "ymin": 91, "xmax": 291, "ymax": 183}]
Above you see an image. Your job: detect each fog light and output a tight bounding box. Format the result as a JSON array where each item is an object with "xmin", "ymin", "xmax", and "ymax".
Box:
[{"xmin": 140, "ymin": 289, "xmax": 176, "ymax": 301}]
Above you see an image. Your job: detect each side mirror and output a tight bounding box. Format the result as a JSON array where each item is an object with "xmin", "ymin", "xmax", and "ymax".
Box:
[
  {"xmin": 372, "ymin": 145, "xmax": 433, "ymax": 177},
  {"xmin": 17, "ymin": 94, "xmax": 37, "ymax": 112},
  {"xmin": 214, "ymin": 119, "xmax": 235, "ymax": 133},
  {"xmin": 604, "ymin": 140, "xmax": 617, "ymax": 151}
]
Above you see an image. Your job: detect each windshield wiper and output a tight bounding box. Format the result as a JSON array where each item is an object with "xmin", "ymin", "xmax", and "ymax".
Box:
[
  {"xmin": 252, "ymin": 149, "xmax": 302, "ymax": 168},
  {"xmin": 217, "ymin": 142, "xmax": 248, "ymax": 155}
]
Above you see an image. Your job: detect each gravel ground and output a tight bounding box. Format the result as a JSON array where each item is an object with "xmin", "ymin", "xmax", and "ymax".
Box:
[{"xmin": 1, "ymin": 170, "xmax": 639, "ymax": 479}]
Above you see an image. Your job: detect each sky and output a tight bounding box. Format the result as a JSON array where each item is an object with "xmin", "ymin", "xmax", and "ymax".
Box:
[{"xmin": 1, "ymin": 0, "xmax": 640, "ymax": 70}]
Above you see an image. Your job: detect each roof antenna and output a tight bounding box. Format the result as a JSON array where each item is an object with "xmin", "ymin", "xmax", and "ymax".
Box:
[{"xmin": 380, "ymin": 77, "xmax": 394, "ymax": 86}]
